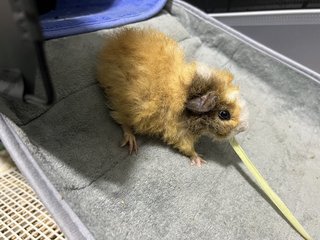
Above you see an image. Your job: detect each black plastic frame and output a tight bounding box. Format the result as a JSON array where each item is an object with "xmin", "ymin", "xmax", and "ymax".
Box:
[{"xmin": 0, "ymin": 0, "xmax": 54, "ymax": 105}]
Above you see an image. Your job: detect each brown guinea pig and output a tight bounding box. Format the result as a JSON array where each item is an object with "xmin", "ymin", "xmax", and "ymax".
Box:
[{"xmin": 97, "ymin": 28, "xmax": 248, "ymax": 166}]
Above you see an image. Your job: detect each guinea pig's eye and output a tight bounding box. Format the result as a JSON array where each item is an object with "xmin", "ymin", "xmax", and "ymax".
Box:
[{"xmin": 218, "ymin": 110, "xmax": 231, "ymax": 120}]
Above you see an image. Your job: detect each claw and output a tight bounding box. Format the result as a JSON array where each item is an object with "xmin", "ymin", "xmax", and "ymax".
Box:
[
  {"xmin": 191, "ymin": 155, "xmax": 207, "ymax": 167},
  {"xmin": 120, "ymin": 139, "xmax": 127, "ymax": 147},
  {"xmin": 120, "ymin": 127, "xmax": 138, "ymax": 155}
]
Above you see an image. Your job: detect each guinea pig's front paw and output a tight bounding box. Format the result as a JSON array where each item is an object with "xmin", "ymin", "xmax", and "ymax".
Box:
[
  {"xmin": 120, "ymin": 125, "xmax": 138, "ymax": 155},
  {"xmin": 190, "ymin": 154, "xmax": 207, "ymax": 167}
]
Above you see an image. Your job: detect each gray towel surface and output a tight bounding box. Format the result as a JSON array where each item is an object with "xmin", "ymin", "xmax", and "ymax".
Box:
[{"xmin": 0, "ymin": 1, "xmax": 319, "ymax": 239}]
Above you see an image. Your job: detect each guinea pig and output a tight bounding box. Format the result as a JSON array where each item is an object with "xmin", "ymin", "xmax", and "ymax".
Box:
[{"xmin": 97, "ymin": 28, "xmax": 248, "ymax": 166}]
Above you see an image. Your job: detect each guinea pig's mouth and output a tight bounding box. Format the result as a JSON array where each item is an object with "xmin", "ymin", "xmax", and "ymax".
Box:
[
  {"xmin": 212, "ymin": 132, "xmax": 232, "ymax": 141},
  {"xmin": 204, "ymin": 126, "xmax": 232, "ymax": 141},
  {"xmin": 216, "ymin": 132, "xmax": 236, "ymax": 141},
  {"xmin": 206, "ymin": 120, "xmax": 249, "ymax": 141},
  {"xmin": 214, "ymin": 127, "xmax": 245, "ymax": 141},
  {"xmin": 215, "ymin": 132, "xmax": 228, "ymax": 138}
]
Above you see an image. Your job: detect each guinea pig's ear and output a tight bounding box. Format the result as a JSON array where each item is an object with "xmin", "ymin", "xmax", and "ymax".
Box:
[{"xmin": 186, "ymin": 91, "xmax": 217, "ymax": 113}]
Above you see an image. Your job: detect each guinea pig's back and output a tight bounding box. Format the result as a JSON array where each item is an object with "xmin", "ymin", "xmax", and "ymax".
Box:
[{"xmin": 97, "ymin": 28, "xmax": 195, "ymax": 133}]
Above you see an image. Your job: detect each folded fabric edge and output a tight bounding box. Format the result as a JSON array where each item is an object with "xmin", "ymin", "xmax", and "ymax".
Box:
[{"xmin": 0, "ymin": 114, "xmax": 95, "ymax": 240}]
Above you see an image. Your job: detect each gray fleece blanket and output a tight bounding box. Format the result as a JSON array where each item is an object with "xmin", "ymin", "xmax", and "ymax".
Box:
[{"xmin": 0, "ymin": 1, "xmax": 319, "ymax": 239}]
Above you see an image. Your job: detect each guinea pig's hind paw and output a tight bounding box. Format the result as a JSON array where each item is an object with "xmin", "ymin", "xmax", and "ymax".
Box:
[
  {"xmin": 191, "ymin": 155, "xmax": 207, "ymax": 167},
  {"xmin": 120, "ymin": 133, "xmax": 138, "ymax": 155}
]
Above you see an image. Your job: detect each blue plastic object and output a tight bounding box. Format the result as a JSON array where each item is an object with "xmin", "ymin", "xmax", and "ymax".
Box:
[{"xmin": 40, "ymin": 0, "xmax": 167, "ymax": 39}]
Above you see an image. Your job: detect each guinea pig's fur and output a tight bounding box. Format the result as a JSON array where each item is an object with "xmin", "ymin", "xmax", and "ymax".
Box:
[{"xmin": 97, "ymin": 28, "xmax": 248, "ymax": 165}]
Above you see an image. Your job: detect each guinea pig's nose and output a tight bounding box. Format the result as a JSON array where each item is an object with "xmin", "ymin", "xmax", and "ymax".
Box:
[{"xmin": 237, "ymin": 122, "xmax": 248, "ymax": 133}]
